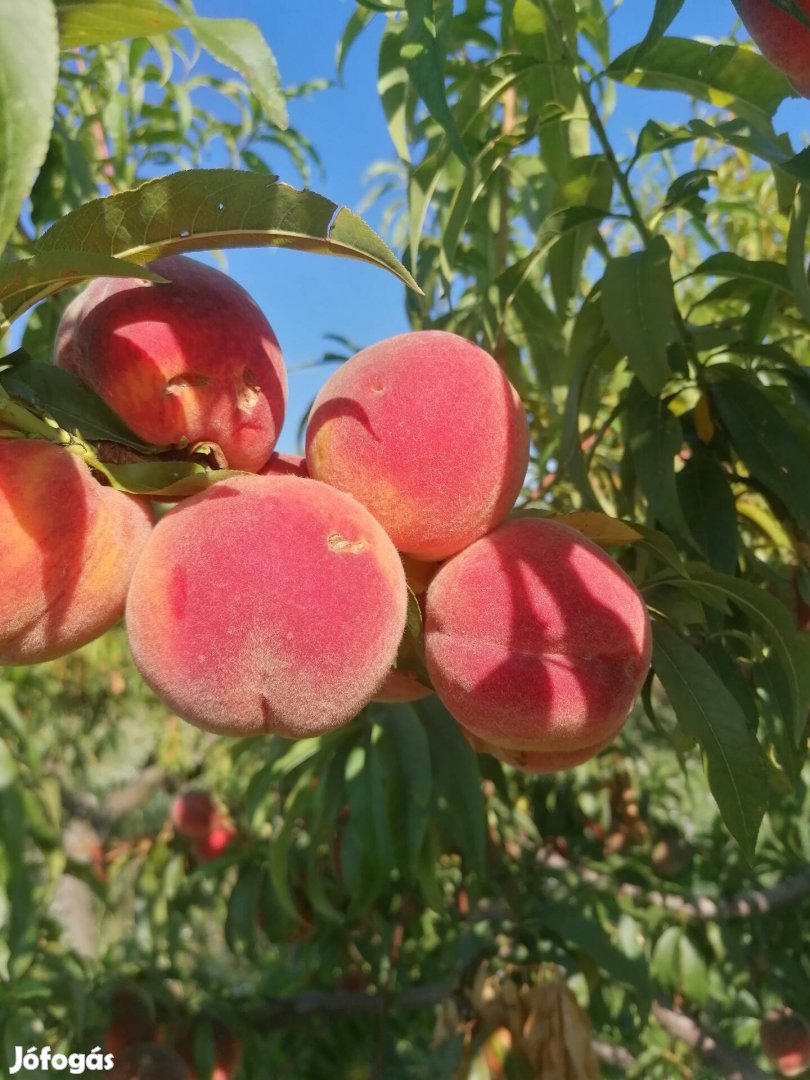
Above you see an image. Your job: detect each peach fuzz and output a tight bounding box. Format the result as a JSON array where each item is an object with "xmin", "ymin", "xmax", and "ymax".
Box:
[
  {"xmin": 734, "ymin": 0, "xmax": 810, "ymax": 97},
  {"xmin": 55, "ymin": 255, "xmax": 287, "ymax": 472},
  {"xmin": 305, "ymin": 330, "xmax": 530, "ymax": 561},
  {"xmin": 0, "ymin": 438, "xmax": 153, "ymax": 666},
  {"xmin": 424, "ymin": 517, "xmax": 651, "ymax": 770},
  {"xmin": 126, "ymin": 474, "xmax": 407, "ymax": 738}
]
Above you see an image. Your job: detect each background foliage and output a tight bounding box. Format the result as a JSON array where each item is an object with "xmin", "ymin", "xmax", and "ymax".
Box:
[{"xmin": 1, "ymin": 0, "xmax": 809, "ymax": 1077}]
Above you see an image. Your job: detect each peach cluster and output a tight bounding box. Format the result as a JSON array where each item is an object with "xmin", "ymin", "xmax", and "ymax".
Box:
[{"xmin": 0, "ymin": 258, "xmax": 652, "ymax": 771}]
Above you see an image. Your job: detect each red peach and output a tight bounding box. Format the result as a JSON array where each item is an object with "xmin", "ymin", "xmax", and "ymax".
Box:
[
  {"xmin": 761, "ymin": 1008, "xmax": 810, "ymax": 1077},
  {"xmin": 734, "ymin": 0, "xmax": 810, "ymax": 97},
  {"xmin": 54, "ymin": 255, "xmax": 286, "ymax": 471},
  {"xmin": 193, "ymin": 824, "xmax": 237, "ymax": 863},
  {"xmin": 171, "ymin": 791, "xmax": 217, "ymax": 838},
  {"xmin": 0, "ymin": 438, "xmax": 153, "ymax": 665},
  {"xmin": 104, "ymin": 990, "xmax": 157, "ymax": 1057},
  {"xmin": 306, "ymin": 331, "xmax": 530, "ymax": 561},
  {"xmin": 424, "ymin": 517, "xmax": 651, "ymax": 771},
  {"xmin": 126, "ymin": 474, "xmax": 407, "ymax": 738}
]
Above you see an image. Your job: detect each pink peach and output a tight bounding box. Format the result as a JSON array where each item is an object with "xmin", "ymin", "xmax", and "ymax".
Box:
[
  {"xmin": 424, "ymin": 517, "xmax": 651, "ymax": 770},
  {"xmin": 0, "ymin": 438, "xmax": 153, "ymax": 665},
  {"xmin": 734, "ymin": 0, "xmax": 810, "ymax": 97},
  {"xmin": 126, "ymin": 475, "xmax": 407, "ymax": 738},
  {"xmin": 306, "ymin": 331, "xmax": 530, "ymax": 561},
  {"xmin": 55, "ymin": 255, "xmax": 286, "ymax": 471}
]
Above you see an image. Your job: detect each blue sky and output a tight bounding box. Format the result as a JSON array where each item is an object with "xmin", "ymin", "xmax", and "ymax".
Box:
[{"xmin": 58, "ymin": 2, "xmax": 810, "ymax": 454}]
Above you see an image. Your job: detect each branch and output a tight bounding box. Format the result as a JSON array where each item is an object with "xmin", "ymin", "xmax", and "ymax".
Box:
[
  {"xmin": 653, "ymin": 1002, "xmax": 771, "ymax": 1080},
  {"xmin": 537, "ymin": 846, "xmax": 810, "ymax": 921}
]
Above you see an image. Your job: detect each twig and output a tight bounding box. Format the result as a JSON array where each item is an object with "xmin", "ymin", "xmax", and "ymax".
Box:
[
  {"xmin": 537, "ymin": 846, "xmax": 810, "ymax": 921},
  {"xmin": 653, "ymin": 1002, "xmax": 771, "ymax": 1080}
]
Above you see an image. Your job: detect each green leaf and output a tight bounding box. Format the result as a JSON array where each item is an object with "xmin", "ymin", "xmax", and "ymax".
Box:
[
  {"xmin": 383, "ymin": 706, "xmax": 432, "ymax": 877},
  {"xmin": 419, "ymin": 698, "xmax": 485, "ymax": 876},
  {"xmin": 0, "ymin": 360, "xmax": 152, "ymax": 449},
  {"xmin": 187, "ymin": 17, "xmax": 288, "ymax": 131},
  {"xmin": 787, "ymin": 186, "xmax": 810, "ymax": 324},
  {"xmin": 621, "ymin": 0, "xmax": 686, "ymax": 68},
  {"xmin": 337, "ymin": 6, "xmax": 375, "ymax": 80},
  {"xmin": 652, "ymin": 621, "xmax": 768, "ymax": 859},
  {"xmin": 402, "ymin": 0, "xmax": 468, "ymax": 164},
  {"xmin": 54, "ymin": 0, "xmax": 184, "ymax": 46},
  {"xmin": 680, "ymin": 566, "xmax": 810, "ymax": 744},
  {"xmin": 31, "ymin": 170, "xmax": 420, "ymax": 303},
  {"xmin": 601, "ymin": 236, "xmax": 675, "ymax": 395},
  {"xmin": 675, "ymin": 446, "xmax": 738, "ymax": 574},
  {"xmin": 95, "ymin": 461, "xmax": 245, "ymax": 498},
  {"xmin": 0, "ymin": 0, "xmax": 59, "ymax": 254},
  {"xmin": 224, "ymin": 864, "xmax": 261, "ymax": 955},
  {"xmin": 0, "ymin": 253, "xmax": 165, "ymax": 331},
  {"xmin": 626, "ymin": 379, "xmax": 692, "ymax": 543},
  {"xmin": 651, "ymin": 926, "xmax": 709, "ymax": 1004},
  {"xmin": 267, "ymin": 783, "xmax": 307, "ymax": 923},
  {"xmin": 710, "ymin": 375, "xmax": 810, "ymax": 533},
  {"xmin": 378, "ymin": 18, "xmax": 411, "ymax": 162},
  {"xmin": 608, "ymin": 38, "xmax": 793, "ymax": 126},
  {"xmin": 687, "ymin": 252, "xmax": 792, "ymax": 295}
]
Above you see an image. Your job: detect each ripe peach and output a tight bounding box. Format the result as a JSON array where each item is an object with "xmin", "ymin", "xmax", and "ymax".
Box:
[
  {"xmin": 0, "ymin": 438, "xmax": 153, "ymax": 665},
  {"xmin": 734, "ymin": 0, "xmax": 810, "ymax": 97},
  {"xmin": 761, "ymin": 1008, "xmax": 810, "ymax": 1077},
  {"xmin": 306, "ymin": 331, "xmax": 530, "ymax": 561},
  {"xmin": 104, "ymin": 989, "xmax": 157, "ymax": 1057},
  {"xmin": 126, "ymin": 474, "xmax": 407, "ymax": 738},
  {"xmin": 54, "ymin": 255, "xmax": 286, "ymax": 471},
  {"xmin": 259, "ymin": 451, "xmax": 308, "ymax": 478},
  {"xmin": 424, "ymin": 517, "xmax": 651, "ymax": 771},
  {"xmin": 171, "ymin": 791, "xmax": 217, "ymax": 838},
  {"xmin": 192, "ymin": 824, "xmax": 237, "ymax": 863}
]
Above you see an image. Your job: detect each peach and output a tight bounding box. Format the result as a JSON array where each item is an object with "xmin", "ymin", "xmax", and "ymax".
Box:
[
  {"xmin": 0, "ymin": 438, "xmax": 153, "ymax": 665},
  {"xmin": 171, "ymin": 791, "xmax": 217, "ymax": 838},
  {"xmin": 424, "ymin": 517, "xmax": 651, "ymax": 771},
  {"xmin": 55, "ymin": 255, "xmax": 287, "ymax": 471},
  {"xmin": 193, "ymin": 823, "xmax": 237, "ymax": 863},
  {"xmin": 761, "ymin": 1008, "xmax": 810, "ymax": 1077},
  {"xmin": 305, "ymin": 331, "xmax": 530, "ymax": 561},
  {"xmin": 734, "ymin": 0, "xmax": 810, "ymax": 96},
  {"xmin": 126, "ymin": 474, "xmax": 407, "ymax": 738},
  {"xmin": 259, "ymin": 451, "xmax": 309, "ymax": 478},
  {"xmin": 104, "ymin": 989, "xmax": 157, "ymax": 1057}
]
